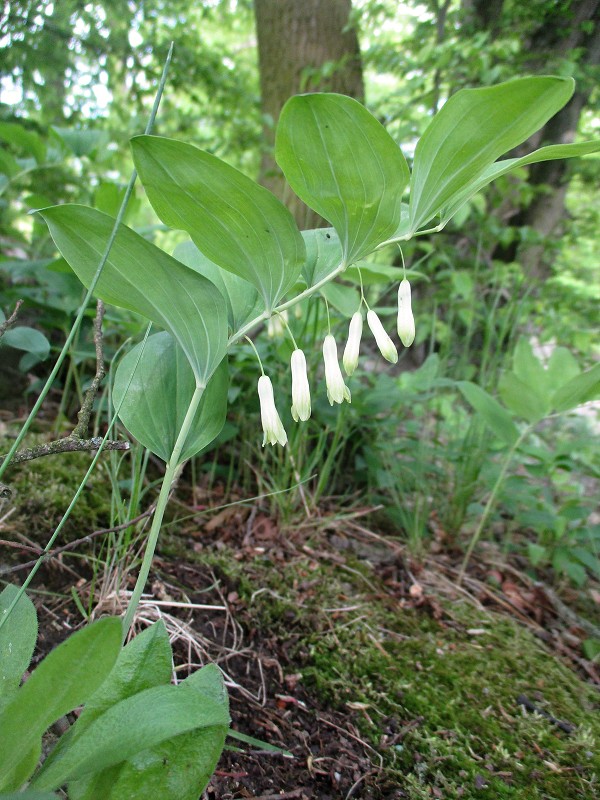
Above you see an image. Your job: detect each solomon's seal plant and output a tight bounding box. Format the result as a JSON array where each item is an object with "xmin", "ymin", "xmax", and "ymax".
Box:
[
  {"xmin": 33, "ymin": 76, "xmax": 600, "ymax": 634},
  {"xmin": 1, "ymin": 73, "xmax": 599, "ymax": 798}
]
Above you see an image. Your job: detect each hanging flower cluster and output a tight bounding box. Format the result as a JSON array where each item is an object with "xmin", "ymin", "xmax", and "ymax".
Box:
[{"xmin": 256, "ymin": 279, "xmax": 416, "ymax": 446}]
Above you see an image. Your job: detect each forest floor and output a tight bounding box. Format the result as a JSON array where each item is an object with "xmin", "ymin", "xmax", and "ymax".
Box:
[{"xmin": 1, "ymin": 429, "xmax": 599, "ymax": 800}]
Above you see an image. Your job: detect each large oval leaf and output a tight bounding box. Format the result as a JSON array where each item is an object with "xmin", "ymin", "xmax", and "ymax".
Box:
[
  {"xmin": 39, "ymin": 621, "xmax": 174, "ymax": 781},
  {"xmin": 31, "ymin": 683, "xmax": 230, "ymax": 791},
  {"xmin": 457, "ymin": 381, "xmax": 519, "ymax": 447},
  {"xmin": 439, "ymin": 139, "xmax": 600, "ymax": 227},
  {"xmin": 113, "ymin": 332, "xmax": 229, "ymax": 464},
  {"xmin": 276, "ymin": 93, "xmax": 409, "ymax": 265},
  {"xmin": 0, "ymin": 618, "xmax": 122, "ymax": 792},
  {"xmin": 68, "ymin": 665, "xmax": 228, "ymax": 800},
  {"xmin": 301, "ymin": 228, "xmax": 343, "ymax": 287},
  {"xmin": 39, "ymin": 205, "xmax": 228, "ymax": 387},
  {"xmin": 409, "ymin": 76, "xmax": 575, "ymax": 233},
  {"xmin": 131, "ymin": 135, "xmax": 305, "ymax": 312}
]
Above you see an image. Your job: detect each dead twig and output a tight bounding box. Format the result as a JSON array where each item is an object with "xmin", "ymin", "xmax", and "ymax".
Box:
[
  {"xmin": 517, "ymin": 694, "xmax": 576, "ymax": 734},
  {"xmin": 71, "ymin": 300, "xmax": 105, "ymax": 439},
  {"xmin": 0, "ymin": 436, "xmax": 129, "ymax": 468},
  {"xmin": 0, "ymin": 300, "xmax": 23, "ymax": 338},
  {"xmin": 0, "ymin": 505, "xmax": 156, "ymax": 575}
]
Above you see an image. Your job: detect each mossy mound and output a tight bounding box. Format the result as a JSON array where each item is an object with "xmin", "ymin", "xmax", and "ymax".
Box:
[
  {"xmin": 197, "ymin": 546, "xmax": 599, "ymax": 799},
  {"xmin": 1, "ymin": 432, "xmax": 114, "ymax": 545}
]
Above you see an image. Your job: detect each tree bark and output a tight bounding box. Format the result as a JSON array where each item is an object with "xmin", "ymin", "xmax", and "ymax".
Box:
[
  {"xmin": 254, "ymin": 0, "xmax": 364, "ymax": 229},
  {"xmin": 461, "ymin": 0, "xmax": 600, "ymax": 279}
]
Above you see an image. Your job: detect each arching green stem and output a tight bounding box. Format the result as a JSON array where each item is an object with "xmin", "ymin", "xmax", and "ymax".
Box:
[{"xmin": 121, "ymin": 382, "xmax": 205, "ymax": 639}]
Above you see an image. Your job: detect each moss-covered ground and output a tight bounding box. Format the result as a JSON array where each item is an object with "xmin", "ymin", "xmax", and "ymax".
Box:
[
  {"xmin": 192, "ymin": 543, "xmax": 599, "ymax": 799},
  {"xmin": 0, "ymin": 431, "xmax": 113, "ymax": 546},
  {"xmin": 2, "ymin": 444, "xmax": 598, "ymax": 798}
]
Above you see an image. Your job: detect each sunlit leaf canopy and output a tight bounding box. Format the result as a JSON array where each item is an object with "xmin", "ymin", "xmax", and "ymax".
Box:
[{"xmin": 1, "ymin": 0, "xmax": 261, "ymax": 168}]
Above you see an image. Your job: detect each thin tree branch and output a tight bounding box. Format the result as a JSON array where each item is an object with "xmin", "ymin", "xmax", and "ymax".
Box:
[
  {"xmin": 0, "ymin": 437, "xmax": 129, "ymax": 467},
  {"xmin": 0, "ymin": 300, "xmax": 23, "ymax": 339},
  {"xmin": 71, "ymin": 299, "xmax": 106, "ymax": 439},
  {"xmin": 0, "ymin": 504, "xmax": 156, "ymax": 575}
]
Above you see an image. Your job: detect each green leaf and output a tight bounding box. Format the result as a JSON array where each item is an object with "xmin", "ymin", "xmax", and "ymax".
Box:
[
  {"xmin": 571, "ymin": 547, "xmax": 600, "ymax": 579},
  {"xmin": 31, "ymin": 683, "xmax": 230, "ymax": 792},
  {"xmin": 69, "ymin": 725, "xmax": 228, "ymax": 800},
  {"xmin": 0, "ymin": 586, "xmax": 38, "ymax": 706},
  {"xmin": 439, "ymin": 139, "xmax": 600, "ymax": 226},
  {"xmin": 131, "ymin": 135, "xmax": 304, "ymax": 311},
  {"xmin": 527, "ymin": 543, "xmax": 547, "ymax": 567},
  {"xmin": 582, "ymin": 639, "xmax": 600, "ymax": 661},
  {"xmin": 346, "ymin": 261, "xmax": 408, "ymax": 286},
  {"xmin": 40, "ymin": 621, "xmax": 174, "ymax": 780},
  {"xmin": 113, "ymin": 333, "xmax": 229, "ymax": 464},
  {"xmin": 512, "ymin": 339, "xmax": 549, "ymax": 394},
  {"xmin": 1, "ymin": 327, "xmax": 50, "ymax": 360},
  {"xmin": 68, "ymin": 664, "xmax": 228, "ymax": 800},
  {"xmin": 0, "ymin": 618, "xmax": 122, "ymax": 792},
  {"xmin": 498, "ymin": 372, "xmax": 548, "ymax": 424},
  {"xmin": 0, "ymin": 122, "xmax": 46, "ymax": 163},
  {"xmin": 552, "ymin": 549, "xmax": 587, "ymax": 586},
  {"xmin": 83, "ymin": 621, "xmax": 173, "ymax": 721},
  {"xmin": 320, "ymin": 282, "xmax": 360, "ymax": 317},
  {"xmin": 546, "ymin": 347, "xmax": 581, "ymax": 389},
  {"xmin": 0, "ymin": 150, "xmax": 20, "ymax": 180},
  {"xmin": 301, "ymin": 228, "xmax": 343, "ymax": 287},
  {"xmin": 181, "ymin": 663, "xmax": 229, "ymax": 708},
  {"xmin": 227, "ymin": 729, "xmax": 292, "ymax": 757},
  {"xmin": 174, "ymin": 240, "xmax": 264, "ymax": 333},
  {"xmin": 410, "ymin": 76, "xmax": 575, "ymax": 232},
  {"xmin": 52, "ymin": 128, "xmax": 109, "ymax": 158},
  {"xmin": 276, "ymin": 93, "xmax": 409, "ymax": 265},
  {"xmin": 551, "ymin": 363, "xmax": 600, "ymax": 413},
  {"xmin": 457, "ymin": 381, "xmax": 519, "ymax": 446},
  {"xmin": 39, "ymin": 205, "xmax": 228, "ymax": 386}
]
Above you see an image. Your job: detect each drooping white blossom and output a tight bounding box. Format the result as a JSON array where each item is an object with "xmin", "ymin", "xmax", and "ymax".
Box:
[
  {"xmin": 267, "ymin": 310, "xmax": 288, "ymax": 339},
  {"xmin": 343, "ymin": 311, "xmax": 363, "ymax": 376},
  {"xmin": 322, "ymin": 334, "xmax": 351, "ymax": 406},
  {"xmin": 258, "ymin": 375, "xmax": 287, "ymax": 446},
  {"xmin": 367, "ymin": 310, "xmax": 398, "ymax": 364},
  {"xmin": 290, "ymin": 349, "xmax": 311, "ymax": 422},
  {"xmin": 397, "ymin": 279, "xmax": 415, "ymax": 347}
]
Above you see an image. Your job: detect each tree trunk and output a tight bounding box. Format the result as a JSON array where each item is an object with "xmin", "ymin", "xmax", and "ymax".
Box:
[
  {"xmin": 461, "ymin": 0, "xmax": 600, "ymax": 279},
  {"xmin": 254, "ymin": 0, "xmax": 364, "ymax": 229}
]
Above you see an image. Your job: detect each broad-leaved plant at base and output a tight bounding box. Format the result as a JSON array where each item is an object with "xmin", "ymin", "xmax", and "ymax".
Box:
[{"xmin": 0, "ymin": 585, "xmax": 230, "ymax": 799}]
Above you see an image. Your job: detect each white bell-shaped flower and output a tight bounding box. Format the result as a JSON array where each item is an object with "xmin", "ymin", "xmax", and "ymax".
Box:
[
  {"xmin": 267, "ymin": 310, "xmax": 288, "ymax": 339},
  {"xmin": 290, "ymin": 349, "xmax": 311, "ymax": 422},
  {"xmin": 343, "ymin": 311, "xmax": 363, "ymax": 376},
  {"xmin": 323, "ymin": 334, "xmax": 351, "ymax": 406},
  {"xmin": 367, "ymin": 310, "xmax": 398, "ymax": 364},
  {"xmin": 258, "ymin": 375, "xmax": 287, "ymax": 447},
  {"xmin": 397, "ymin": 279, "xmax": 415, "ymax": 347}
]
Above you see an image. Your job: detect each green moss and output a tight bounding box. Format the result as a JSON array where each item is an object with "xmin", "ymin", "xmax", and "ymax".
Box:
[
  {"xmin": 190, "ymin": 545, "xmax": 599, "ymax": 799},
  {"xmin": 1, "ymin": 433, "xmax": 113, "ymax": 545}
]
